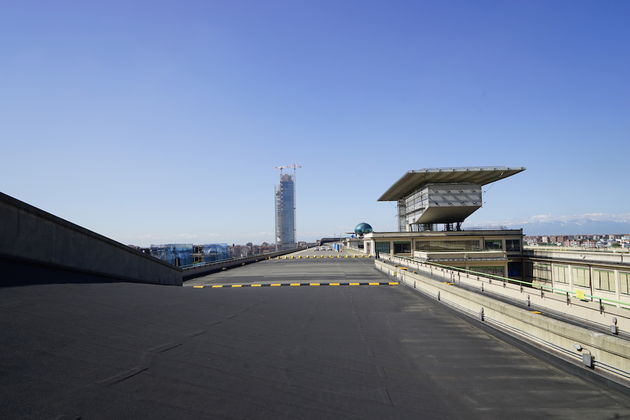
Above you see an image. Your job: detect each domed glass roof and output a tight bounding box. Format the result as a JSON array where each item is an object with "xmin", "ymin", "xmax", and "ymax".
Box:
[{"xmin": 354, "ymin": 222, "xmax": 373, "ymax": 235}]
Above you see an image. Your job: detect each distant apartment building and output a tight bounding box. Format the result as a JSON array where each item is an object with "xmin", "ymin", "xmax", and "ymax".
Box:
[
  {"xmin": 229, "ymin": 242, "xmax": 277, "ymax": 258},
  {"xmin": 525, "ymin": 234, "xmax": 630, "ymax": 250}
]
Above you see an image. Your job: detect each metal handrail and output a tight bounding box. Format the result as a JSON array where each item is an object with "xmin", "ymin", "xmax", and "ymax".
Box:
[{"xmin": 387, "ymin": 255, "xmax": 630, "ymax": 307}]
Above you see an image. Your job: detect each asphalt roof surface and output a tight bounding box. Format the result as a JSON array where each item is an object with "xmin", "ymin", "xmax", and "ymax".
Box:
[{"xmin": 2, "ymin": 253, "xmax": 630, "ymax": 419}]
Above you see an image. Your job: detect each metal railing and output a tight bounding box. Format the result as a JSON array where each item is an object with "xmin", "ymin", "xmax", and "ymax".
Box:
[{"xmin": 385, "ymin": 255, "xmax": 630, "ymax": 309}]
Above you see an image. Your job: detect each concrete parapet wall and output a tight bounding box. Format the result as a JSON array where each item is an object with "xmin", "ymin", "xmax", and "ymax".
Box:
[
  {"xmin": 524, "ymin": 248, "xmax": 630, "ymax": 266},
  {"xmin": 376, "ymin": 259, "xmax": 630, "ymax": 386},
  {"xmin": 0, "ymin": 192, "xmax": 182, "ymax": 286}
]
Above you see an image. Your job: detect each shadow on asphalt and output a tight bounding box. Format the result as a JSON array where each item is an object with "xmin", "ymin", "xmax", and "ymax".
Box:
[{"xmin": 0, "ymin": 258, "xmax": 137, "ymax": 287}]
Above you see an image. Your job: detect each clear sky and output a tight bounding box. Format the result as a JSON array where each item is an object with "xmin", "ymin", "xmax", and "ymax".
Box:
[{"xmin": 1, "ymin": 0, "xmax": 629, "ymax": 245}]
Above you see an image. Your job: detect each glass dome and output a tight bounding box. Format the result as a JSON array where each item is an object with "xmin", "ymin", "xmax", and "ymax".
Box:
[{"xmin": 354, "ymin": 222, "xmax": 373, "ymax": 235}]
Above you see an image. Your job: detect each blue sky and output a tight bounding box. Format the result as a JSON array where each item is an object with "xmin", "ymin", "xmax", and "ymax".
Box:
[{"xmin": 1, "ymin": 0, "xmax": 629, "ymax": 245}]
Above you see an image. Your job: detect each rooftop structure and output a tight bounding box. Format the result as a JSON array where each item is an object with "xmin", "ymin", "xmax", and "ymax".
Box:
[
  {"xmin": 354, "ymin": 222, "xmax": 373, "ymax": 236},
  {"xmin": 378, "ymin": 166, "xmax": 525, "ymax": 231}
]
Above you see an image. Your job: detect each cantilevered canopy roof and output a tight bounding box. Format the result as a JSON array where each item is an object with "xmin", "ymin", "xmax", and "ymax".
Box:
[{"xmin": 378, "ymin": 166, "xmax": 525, "ymax": 201}]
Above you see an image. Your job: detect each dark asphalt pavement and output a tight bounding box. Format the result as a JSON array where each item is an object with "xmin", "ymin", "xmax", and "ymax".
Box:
[{"xmin": 2, "ymin": 258, "xmax": 630, "ymax": 419}]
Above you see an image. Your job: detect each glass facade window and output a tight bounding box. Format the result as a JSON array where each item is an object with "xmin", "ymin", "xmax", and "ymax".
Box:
[
  {"xmin": 474, "ymin": 266, "xmax": 505, "ymax": 277},
  {"xmin": 508, "ymin": 262, "xmax": 522, "ymax": 277},
  {"xmin": 150, "ymin": 244, "xmax": 194, "ymax": 267},
  {"xmin": 552, "ymin": 265, "xmax": 569, "ymax": 284},
  {"xmin": 393, "ymin": 241, "xmax": 411, "ymax": 254},
  {"xmin": 484, "ymin": 240, "xmax": 503, "ymax": 250},
  {"xmin": 533, "ymin": 262, "xmax": 551, "ymax": 282},
  {"xmin": 594, "ymin": 269, "xmax": 615, "ymax": 292},
  {"xmin": 151, "ymin": 243, "xmax": 230, "ymax": 267},
  {"xmin": 506, "ymin": 239, "xmax": 521, "ymax": 252},
  {"xmin": 375, "ymin": 242, "xmax": 391, "ymax": 254},
  {"xmin": 572, "ymin": 267, "xmax": 590, "ymax": 287},
  {"xmin": 620, "ymin": 272, "xmax": 630, "ymax": 295},
  {"xmin": 415, "ymin": 240, "xmax": 481, "ymax": 252},
  {"xmin": 200, "ymin": 244, "xmax": 230, "ymax": 263}
]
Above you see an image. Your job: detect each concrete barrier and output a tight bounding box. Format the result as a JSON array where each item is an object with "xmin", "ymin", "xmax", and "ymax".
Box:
[
  {"xmin": 0, "ymin": 192, "xmax": 181, "ymax": 286},
  {"xmin": 376, "ymin": 259, "xmax": 630, "ymax": 386}
]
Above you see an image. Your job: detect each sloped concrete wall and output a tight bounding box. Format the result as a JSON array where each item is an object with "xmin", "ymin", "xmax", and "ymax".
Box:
[{"xmin": 0, "ymin": 192, "xmax": 181, "ymax": 286}]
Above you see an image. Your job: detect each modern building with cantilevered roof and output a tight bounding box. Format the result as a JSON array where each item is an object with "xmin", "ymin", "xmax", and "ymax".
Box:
[{"xmin": 352, "ymin": 166, "xmax": 526, "ymax": 278}]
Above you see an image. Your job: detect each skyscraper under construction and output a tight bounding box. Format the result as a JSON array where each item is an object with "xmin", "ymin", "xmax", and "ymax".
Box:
[{"xmin": 275, "ymin": 172, "xmax": 296, "ymax": 250}]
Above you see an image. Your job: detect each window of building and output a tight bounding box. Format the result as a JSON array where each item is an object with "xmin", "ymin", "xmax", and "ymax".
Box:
[
  {"xmin": 375, "ymin": 242, "xmax": 391, "ymax": 254},
  {"xmin": 484, "ymin": 239, "xmax": 503, "ymax": 250},
  {"xmin": 508, "ymin": 262, "xmax": 522, "ymax": 277},
  {"xmin": 393, "ymin": 241, "xmax": 411, "ymax": 254},
  {"xmin": 415, "ymin": 240, "xmax": 481, "ymax": 252},
  {"xmin": 506, "ymin": 239, "xmax": 521, "ymax": 252},
  {"xmin": 620, "ymin": 272, "xmax": 630, "ymax": 295},
  {"xmin": 572, "ymin": 267, "xmax": 590, "ymax": 287},
  {"xmin": 533, "ymin": 262, "xmax": 551, "ymax": 282},
  {"xmin": 552, "ymin": 265, "xmax": 568, "ymax": 284},
  {"xmin": 594, "ymin": 269, "xmax": 615, "ymax": 292},
  {"xmin": 473, "ymin": 266, "xmax": 505, "ymax": 277}
]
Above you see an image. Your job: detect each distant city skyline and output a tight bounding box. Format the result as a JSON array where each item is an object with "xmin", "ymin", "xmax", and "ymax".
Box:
[{"xmin": 1, "ymin": 1, "xmax": 629, "ymax": 246}]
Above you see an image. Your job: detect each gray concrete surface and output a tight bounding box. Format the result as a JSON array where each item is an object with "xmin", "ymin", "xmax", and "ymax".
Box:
[
  {"xmin": 3, "ymin": 257, "xmax": 630, "ymax": 419},
  {"xmin": 0, "ymin": 192, "xmax": 181, "ymax": 286},
  {"xmin": 184, "ymin": 250, "xmax": 376, "ymax": 287},
  {"xmin": 376, "ymin": 259, "xmax": 630, "ymax": 387}
]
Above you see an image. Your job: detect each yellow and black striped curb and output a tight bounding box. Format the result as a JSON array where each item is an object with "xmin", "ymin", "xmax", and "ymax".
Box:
[
  {"xmin": 275, "ymin": 255, "xmax": 372, "ymax": 260},
  {"xmin": 191, "ymin": 281, "xmax": 399, "ymax": 289}
]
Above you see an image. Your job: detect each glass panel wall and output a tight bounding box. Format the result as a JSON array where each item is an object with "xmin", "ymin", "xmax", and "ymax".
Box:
[
  {"xmin": 572, "ymin": 267, "xmax": 590, "ymax": 287},
  {"xmin": 200, "ymin": 244, "xmax": 230, "ymax": 263},
  {"xmin": 506, "ymin": 239, "xmax": 521, "ymax": 252},
  {"xmin": 552, "ymin": 265, "xmax": 569, "ymax": 283},
  {"xmin": 621, "ymin": 272, "xmax": 630, "ymax": 295},
  {"xmin": 594, "ymin": 269, "xmax": 615, "ymax": 292},
  {"xmin": 474, "ymin": 266, "xmax": 505, "ymax": 277},
  {"xmin": 150, "ymin": 244, "xmax": 194, "ymax": 267},
  {"xmin": 150, "ymin": 243, "xmax": 230, "ymax": 267},
  {"xmin": 415, "ymin": 240, "xmax": 481, "ymax": 252},
  {"xmin": 393, "ymin": 241, "xmax": 411, "ymax": 254},
  {"xmin": 484, "ymin": 239, "xmax": 503, "ymax": 250},
  {"xmin": 375, "ymin": 242, "xmax": 391, "ymax": 254},
  {"xmin": 533, "ymin": 262, "xmax": 551, "ymax": 282}
]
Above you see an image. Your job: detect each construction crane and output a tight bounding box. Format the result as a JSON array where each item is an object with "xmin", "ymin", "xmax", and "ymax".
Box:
[{"xmin": 275, "ymin": 163, "xmax": 302, "ymax": 174}]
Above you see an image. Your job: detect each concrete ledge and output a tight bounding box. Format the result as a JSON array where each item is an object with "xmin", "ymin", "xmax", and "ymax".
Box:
[
  {"xmin": 0, "ymin": 192, "xmax": 181, "ymax": 286},
  {"xmin": 375, "ymin": 259, "xmax": 630, "ymax": 386}
]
